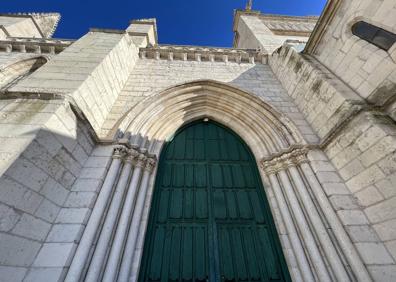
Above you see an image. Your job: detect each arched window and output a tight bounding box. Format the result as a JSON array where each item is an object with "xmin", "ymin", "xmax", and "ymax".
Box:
[{"xmin": 352, "ymin": 21, "xmax": 396, "ymax": 51}]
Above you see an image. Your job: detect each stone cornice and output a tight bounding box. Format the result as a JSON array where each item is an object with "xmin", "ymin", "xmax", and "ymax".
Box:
[
  {"xmin": 304, "ymin": 0, "xmax": 343, "ymax": 54},
  {"xmin": 140, "ymin": 45, "xmax": 267, "ymax": 64},
  {"xmin": 0, "ymin": 13, "xmax": 61, "ymax": 38},
  {"xmin": 0, "ymin": 37, "xmax": 73, "ymax": 54}
]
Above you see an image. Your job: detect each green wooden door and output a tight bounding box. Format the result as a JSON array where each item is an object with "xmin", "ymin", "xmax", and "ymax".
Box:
[{"xmin": 139, "ymin": 121, "xmax": 290, "ymax": 282}]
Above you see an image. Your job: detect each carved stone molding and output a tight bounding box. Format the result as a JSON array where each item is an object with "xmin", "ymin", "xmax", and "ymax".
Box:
[
  {"xmin": 260, "ymin": 145, "xmax": 311, "ymax": 174},
  {"xmin": 144, "ymin": 157, "xmax": 157, "ymax": 173},
  {"xmin": 112, "ymin": 145, "xmax": 128, "ymax": 159},
  {"xmin": 140, "ymin": 45, "xmax": 268, "ymax": 64},
  {"xmin": 124, "ymin": 148, "xmax": 140, "ymax": 164},
  {"xmin": 0, "ymin": 37, "xmax": 74, "ymax": 55}
]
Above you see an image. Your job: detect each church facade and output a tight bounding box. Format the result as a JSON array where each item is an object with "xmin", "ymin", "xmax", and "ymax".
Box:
[{"xmin": 0, "ymin": 0, "xmax": 396, "ymax": 281}]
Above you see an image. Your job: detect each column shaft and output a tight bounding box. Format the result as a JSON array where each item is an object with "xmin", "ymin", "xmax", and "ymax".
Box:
[
  {"xmin": 102, "ymin": 164, "xmax": 144, "ymax": 282},
  {"xmin": 65, "ymin": 151, "xmax": 123, "ymax": 282},
  {"xmin": 85, "ymin": 161, "xmax": 133, "ymax": 282},
  {"xmin": 289, "ymin": 165, "xmax": 350, "ymax": 281},
  {"xmin": 268, "ymin": 174, "xmax": 315, "ymax": 282},
  {"xmin": 118, "ymin": 168, "xmax": 151, "ymax": 282},
  {"xmin": 278, "ymin": 169, "xmax": 331, "ymax": 282}
]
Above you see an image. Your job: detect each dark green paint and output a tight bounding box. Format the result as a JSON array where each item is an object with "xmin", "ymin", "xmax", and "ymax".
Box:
[{"xmin": 139, "ymin": 121, "xmax": 291, "ymax": 282}]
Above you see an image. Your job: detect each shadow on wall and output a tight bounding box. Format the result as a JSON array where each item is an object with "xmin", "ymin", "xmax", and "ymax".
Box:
[{"xmin": 0, "ymin": 100, "xmax": 100, "ymax": 281}]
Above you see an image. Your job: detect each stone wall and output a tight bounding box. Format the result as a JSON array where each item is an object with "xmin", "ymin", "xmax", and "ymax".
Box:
[
  {"xmin": 310, "ymin": 0, "xmax": 396, "ymax": 119},
  {"xmin": 9, "ymin": 30, "xmax": 140, "ymax": 134},
  {"xmin": 102, "ymin": 57, "xmax": 319, "ymax": 144},
  {"xmin": 269, "ymin": 45, "xmax": 396, "ymax": 280},
  {"xmin": 0, "ymin": 98, "xmax": 96, "ymax": 281},
  {"xmin": 234, "ymin": 14, "xmax": 312, "ymax": 53}
]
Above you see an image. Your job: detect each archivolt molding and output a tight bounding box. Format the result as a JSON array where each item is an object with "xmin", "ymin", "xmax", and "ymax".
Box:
[{"xmin": 116, "ymin": 80, "xmax": 307, "ymax": 159}]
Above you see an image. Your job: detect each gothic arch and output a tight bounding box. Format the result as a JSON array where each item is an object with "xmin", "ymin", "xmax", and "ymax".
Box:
[
  {"xmin": 67, "ymin": 80, "xmax": 371, "ymax": 282},
  {"xmin": 115, "ymin": 80, "xmax": 307, "ymax": 159}
]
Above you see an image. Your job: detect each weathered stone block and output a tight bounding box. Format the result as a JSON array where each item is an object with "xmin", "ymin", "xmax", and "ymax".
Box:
[
  {"xmin": 0, "ymin": 203, "xmax": 20, "ymax": 232},
  {"xmin": 321, "ymin": 182, "xmax": 350, "ymax": 195},
  {"xmin": 345, "ymin": 225, "xmax": 379, "ymax": 242},
  {"xmin": 329, "ymin": 195, "xmax": 359, "ymax": 210},
  {"xmin": 79, "ymin": 167, "xmax": 108, "ymax": 180},
  {"xmin": 368, "ymin": 265, "xmax": 396, "ymax": 282},
  {"xmin": 71, "ymin": 178, "xmax": 102, "ymax": 192},
  {"xmin": 64, "ymin": 192, "xmax": 97, "ymax": 208},
  {"xmin": 374, "ymin": 218, "xmax": 396, "ymax": 241},
  {"xmin": 33, "ymin": 243, "xmax": 77, "ymax": 267},
  {"xmin": 355, "ymin": 185, "xmax": 384, "ymax": 207},
  {"xmin": 346, "ymin": 165, "xmax": 386, "ymax": 193},
  {"xmin": 337, "ymin": 210, "xmax": 369, "ymax": 225},
  {"xmin": 356, "ymin": 242, "xmax": 394, "ymax": 264},
  {"xmin": 40, "ymin": 177, "xmax": 69, "ymax": 206},
  {"xmin": 0, "ymin": 233, "xmax": 41, "ymax": 266},
  {"xmin": 5, "ymin": 157, "xmax": 48, "ymax": 192},
  {"xmin": 0, "ymin": 266, "xmax": 27, "ymax": 282},
  {"xmin": 365, "ymin": 196, "xmax": 396, "ymax": 223},
  {"xmin": 34, "ymin": 199, "xmax": 60, "ymax": 223},
  {"xmin": 47, "ymin": 224, "xmax": 84, "ymax": 243},
  {"xmin": 0, "ymin": 176, "xmax": 43, "ymax": 214},
  {"xmin": 11, "ymin": 213, "xmax": 51, "ymax": 241},
  {"xmin": 55, "ymin": 208, "xmax": 90, "ymax": 224},
  {"xmin": 23, "ymin": 267, "xmax": 65, "ymax": 282}
]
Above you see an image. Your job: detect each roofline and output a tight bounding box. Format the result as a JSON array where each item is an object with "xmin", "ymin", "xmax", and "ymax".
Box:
[
  {"xmin": 303, "ymin": 0, "xmax": 343, "ymax": 54},
  {"xmin": 232, "ymin": 9, "xmax": 319, "ymax": 48}
]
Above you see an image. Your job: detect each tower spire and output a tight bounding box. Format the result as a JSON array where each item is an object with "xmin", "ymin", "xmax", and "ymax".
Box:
[{"xmin": 246, "ymin": 0, "xmax": 253, "ymax": 11}]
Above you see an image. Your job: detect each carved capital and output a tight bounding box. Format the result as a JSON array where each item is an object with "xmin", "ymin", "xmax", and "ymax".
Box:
[
  {"xmin": 112, "ymin": 146, "xmax": 127, "ymax": 159},
  {"xmin": 260, "ymin": 146, "xmax": 310, "ymax": 174},
  {"xmin": 124, "ymin": 149, "xmax": 140, "ymax": 164},
  {"xmin": 144, "ymin": 157, "xmax": 157, "ymax": 172},
  {"xmin": 135, "ymin": 154, "xmax": 147, "ymax": 168}
]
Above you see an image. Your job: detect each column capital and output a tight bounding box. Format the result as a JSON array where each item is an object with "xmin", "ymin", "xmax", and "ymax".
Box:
[
  {"xmin": 124, "ymin": 149, "xmax": 140, "ymax": 164},
  {"xmin": 144, "ymin": 157, "xmax": 157, "ymax": 172},
  {"xmin": 112, "ymin": 146, "xmax": 128, "ymax": 159},
  {"xmin": 260, "ymin": 146, "xmax": 311, "ymax": 174},
  {"xmin": 135, "ymin": 154, "xmax": 147, "ymax": 168}
]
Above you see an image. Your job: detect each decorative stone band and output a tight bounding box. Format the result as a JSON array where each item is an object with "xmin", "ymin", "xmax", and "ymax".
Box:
[
  {"xmin": 112, "ymin": 145, "xmax": 157, "ymax": 171},
  {"xmin": 0, "ymin": 37, "xmax": 74, "ymax": 55},
  {"xmin": 140, "ymin": 45, "xmax": 268, "ymax": 64},
  {"xmin": 260, "ymin": 145, "xmax": 312, "ymax": 174}
]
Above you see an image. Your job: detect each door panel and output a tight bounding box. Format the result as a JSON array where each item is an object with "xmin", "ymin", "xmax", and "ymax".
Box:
[{"xmin": 139, "ymin": 122, "xmax": 290, "ymax": 282}]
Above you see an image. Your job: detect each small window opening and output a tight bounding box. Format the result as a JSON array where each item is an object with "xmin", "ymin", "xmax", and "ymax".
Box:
[{"xmin": 352, "ymin": 21, "xmax": 396, "ymax": 51}]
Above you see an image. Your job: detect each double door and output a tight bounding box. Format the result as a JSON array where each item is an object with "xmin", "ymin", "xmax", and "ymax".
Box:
[{"xmin": 139, "ymin": 122, "xmax": 290, "ymax": 282}]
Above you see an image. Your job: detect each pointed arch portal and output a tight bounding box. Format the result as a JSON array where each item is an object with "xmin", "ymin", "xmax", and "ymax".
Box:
[
  {"xmin": 139, "ymin": 121, "xmax": 291, "ymax": 282},
  {"xmin": 66, "ymin": 78, "xmax": 371, "ymax": 282}
]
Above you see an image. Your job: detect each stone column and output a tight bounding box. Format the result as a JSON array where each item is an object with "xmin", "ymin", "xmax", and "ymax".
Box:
[
  {"xmin": 102, "ymin": 152, "xmax": 146, "ymax": 282},
  {"xmin": 261, "ymin": 147, "xmax": 372, "ymax": 282},
  {"xmin": 85, "ymin": 152, "xmax": 136, "ymax": 282},
  {"xmin": 288, "ymin": 164, "xmax": 350, "ymax": 281},
  {"xmin": 277, "ymin": 168, "xmax": 331, "ymax": 281},
  {"xmin": 65, "ymin": 146, "xmax": 126, "ymax": 282},
  {"xmin": 267, "ymin": 172, "xmax": 315, "ymax": 282},
  {"xmin": 118, "ymin": 158, "xmax": 156, "ymax": 282}
]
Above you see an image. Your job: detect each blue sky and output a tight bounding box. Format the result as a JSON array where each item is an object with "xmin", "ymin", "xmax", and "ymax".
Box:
[{"xmin": 3, "ymin": 0, "xmax": 327, "ymax": 47}]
